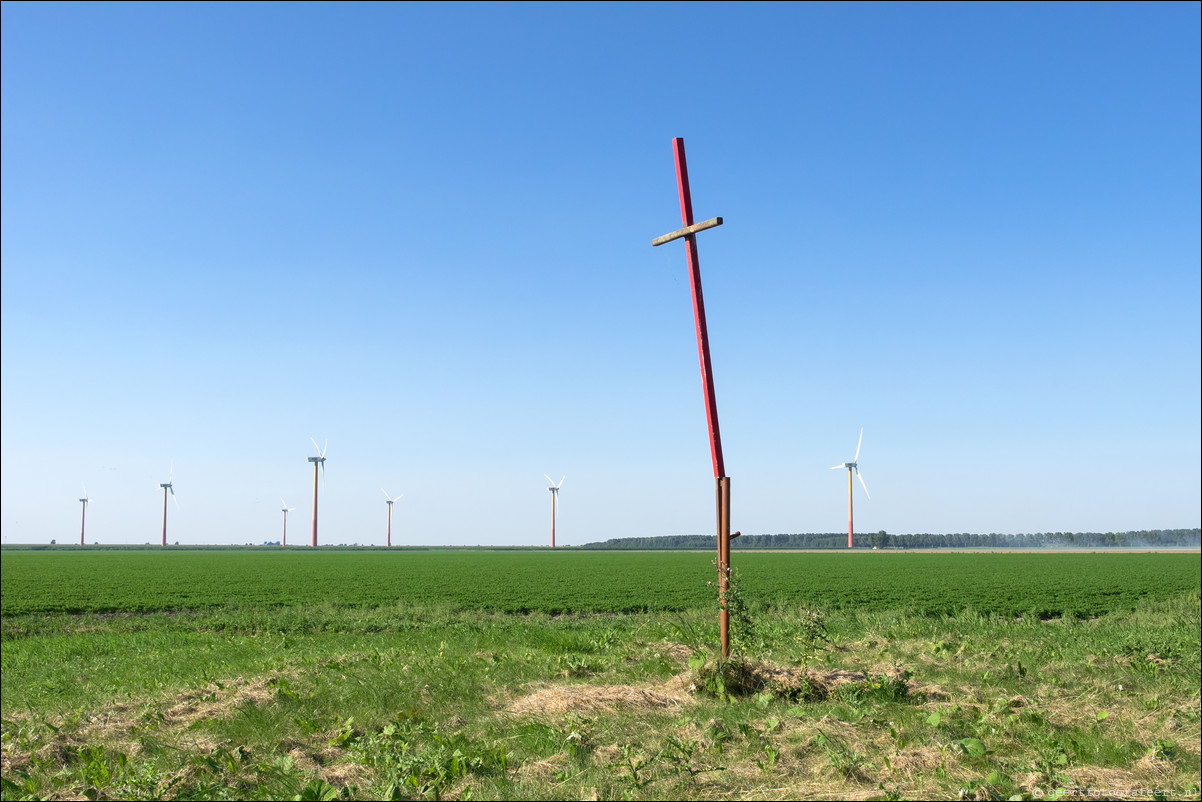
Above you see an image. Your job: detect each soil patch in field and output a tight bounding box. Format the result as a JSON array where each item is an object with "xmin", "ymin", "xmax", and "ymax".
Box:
[
  {"xmin": 507, "ymin": 659, "xmax": 913, "ymax": 717},
  {"xmin": 696, "ymin": 657, "xmax": 913, "ymax": 703},
  {"xmin": 508, "ymin": 673, "xmax": 693, "ymax": 716},
  {"xmin": 75, "ymin": 671, "xmax": 293, "ymax": 741}
]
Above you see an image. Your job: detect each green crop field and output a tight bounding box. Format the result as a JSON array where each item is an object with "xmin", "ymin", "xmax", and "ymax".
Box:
[
  {"xmin": 2, "ymin": 549, "xmax": 1199, "ymax": 801},
  {"xmin": 2, "ymin": 549, "xmax": 1197, "ymax": 617}
]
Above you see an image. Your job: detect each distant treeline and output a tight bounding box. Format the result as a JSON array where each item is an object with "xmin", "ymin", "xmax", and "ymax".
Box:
[{"xmin": 579, "ymin": 529, "xmax": 1202, "ymax": 550}]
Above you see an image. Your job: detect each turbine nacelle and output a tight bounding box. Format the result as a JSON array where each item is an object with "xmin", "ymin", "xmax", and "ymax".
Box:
[
  {"xmin": 831, "ymin": 429, "xmax": 870, "ymax": 499},
  {"xmin": 309, "ymin": 439, "xmax": 328, "ymax": 481}
]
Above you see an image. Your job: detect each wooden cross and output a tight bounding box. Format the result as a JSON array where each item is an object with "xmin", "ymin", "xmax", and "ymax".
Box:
[{"xmin": 653, "ymin": 137, "xmax": 736, "ymax": 659}]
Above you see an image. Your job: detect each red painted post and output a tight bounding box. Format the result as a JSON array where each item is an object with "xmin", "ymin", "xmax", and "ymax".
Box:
[
  {"xmin": 660, "ymin": 137, "xmax": 732, "ymax": 658},
  {"xmin": 672, "ymin": 138, "xmax": 725, "ymax": 480}
]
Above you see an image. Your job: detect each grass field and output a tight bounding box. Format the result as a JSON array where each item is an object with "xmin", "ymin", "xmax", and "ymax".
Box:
[{"xmin": 1, "ymin": 549, "xmax": 1199, "ymax": 800}]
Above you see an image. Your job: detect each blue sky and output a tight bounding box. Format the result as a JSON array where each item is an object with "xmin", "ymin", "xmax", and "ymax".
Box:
[{"xmin": 3, "ymin": 1, "xmax": 1199, "ymax": 547}]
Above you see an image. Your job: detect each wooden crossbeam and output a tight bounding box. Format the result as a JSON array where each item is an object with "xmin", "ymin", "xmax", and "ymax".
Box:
[{"xmin": 651, "ymin": 216, "xmax": 723, "ymax": 247}]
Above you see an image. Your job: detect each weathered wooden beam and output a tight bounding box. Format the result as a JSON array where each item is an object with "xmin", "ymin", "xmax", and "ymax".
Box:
[{"xmin": 651, "ymin": 216, "xmax": 723, "ymax": 247}]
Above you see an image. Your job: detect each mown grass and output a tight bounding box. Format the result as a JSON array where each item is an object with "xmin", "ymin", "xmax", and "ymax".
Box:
[{"xmin": 3, "ymin": 589, "xmax": 1199, "ymax": 800}]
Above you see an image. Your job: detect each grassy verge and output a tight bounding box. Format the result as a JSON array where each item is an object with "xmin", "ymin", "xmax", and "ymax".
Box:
[{"xmin": 2, "ymin": 594, "xmax": 1199, "ymax": 800}]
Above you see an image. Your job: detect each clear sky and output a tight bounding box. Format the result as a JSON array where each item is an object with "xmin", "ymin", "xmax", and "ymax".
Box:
[{"xmin": 3, "ymin": 2, "xmax": 1199, "ymax": 547}]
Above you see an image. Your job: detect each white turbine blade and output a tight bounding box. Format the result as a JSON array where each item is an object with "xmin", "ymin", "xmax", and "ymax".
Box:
[
  {"xmin": 558, "ymin": 476, "xmax": 565, "ymax": 488},
  {"xmin": 829, "ymin": 465, "xmax": 845, "ymax": 470},
  {"xmin": 544, "ymin": 474, "xmax": 554, "ymax": 485},
  {"xmin": 856, "ymin": 468, "xmax": 870, "ymax": 500},
  {"xmin": 281, "ymin": 497, "xmax": 288, "ymax": 508},
  {"xmin": 854, "ymin": 428, "xmax": 863, "ymax": 463},
  {"xmin": 322, "ymin": 440, "xmax": 328, "ymax": 458},
  {"xmin": 382, "ymin": 488, "xmax": 391, "ymax": 500}
]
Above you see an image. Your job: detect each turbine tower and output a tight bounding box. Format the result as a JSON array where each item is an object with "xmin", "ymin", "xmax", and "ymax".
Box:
[
  {"xmin": 830, "ymin": 428, "xmax": 870, "ymax": 548},
  {"xmin": 159, "ymin": 465, "xmax": 178, "ymax": 547},
  {"xmin": 382, "ymin": 489, "xmax": 403, "ymax": 547},
  {"xmin": 308, "ymin": 438, "xmax": 327, "ymax": 547},
  {"xmin": 280, "ymin": 498, "xmax": 295, "ymax": 546},
  {"xmin": 544, "ymin": 474, "xmax": 564, "ymax": 548},
  {"xmin": 79, "ymin": 486, "xmax": 92, "ymax": 546}
]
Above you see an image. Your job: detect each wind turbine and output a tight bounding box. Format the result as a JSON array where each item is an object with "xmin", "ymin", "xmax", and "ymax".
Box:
[
  {"xmin": 382, "ymin": 489, "xmax": 403, "ymax": 547},
  {"xmin": 159, "ymin": 464, "xmax": 178, "ymax": 547},
  {"xmin": 830, "ymin": 429, "xmax": 870, "ymax": 548},
  {"xmin": 280, "ymin": 498, "xmax": 295, "ymax": 546},
  {"xmin": 544, "ymin": 474, "xmax": 564, "ymax": 548},
  {"xmin": 308, "ymin": 438, "xmax": 327, "ymax": 547},
  {"xmin": 79, "ymin": 486, "xmax": 92, "ymax": 546}
]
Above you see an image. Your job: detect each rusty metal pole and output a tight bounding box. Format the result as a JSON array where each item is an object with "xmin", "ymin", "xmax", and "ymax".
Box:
[
  {"xmin": 718, "ymin": 477, "xmax": 731, "ymax": 652},
  {"xmin": 654, "ymin": 137, "xmax": 732, "ymax": 659}
]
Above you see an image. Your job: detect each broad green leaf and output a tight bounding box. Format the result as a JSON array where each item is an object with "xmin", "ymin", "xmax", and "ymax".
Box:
[{"xmin": 956, "ymin": 737, "xmax": 987, "ymax": 757}]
